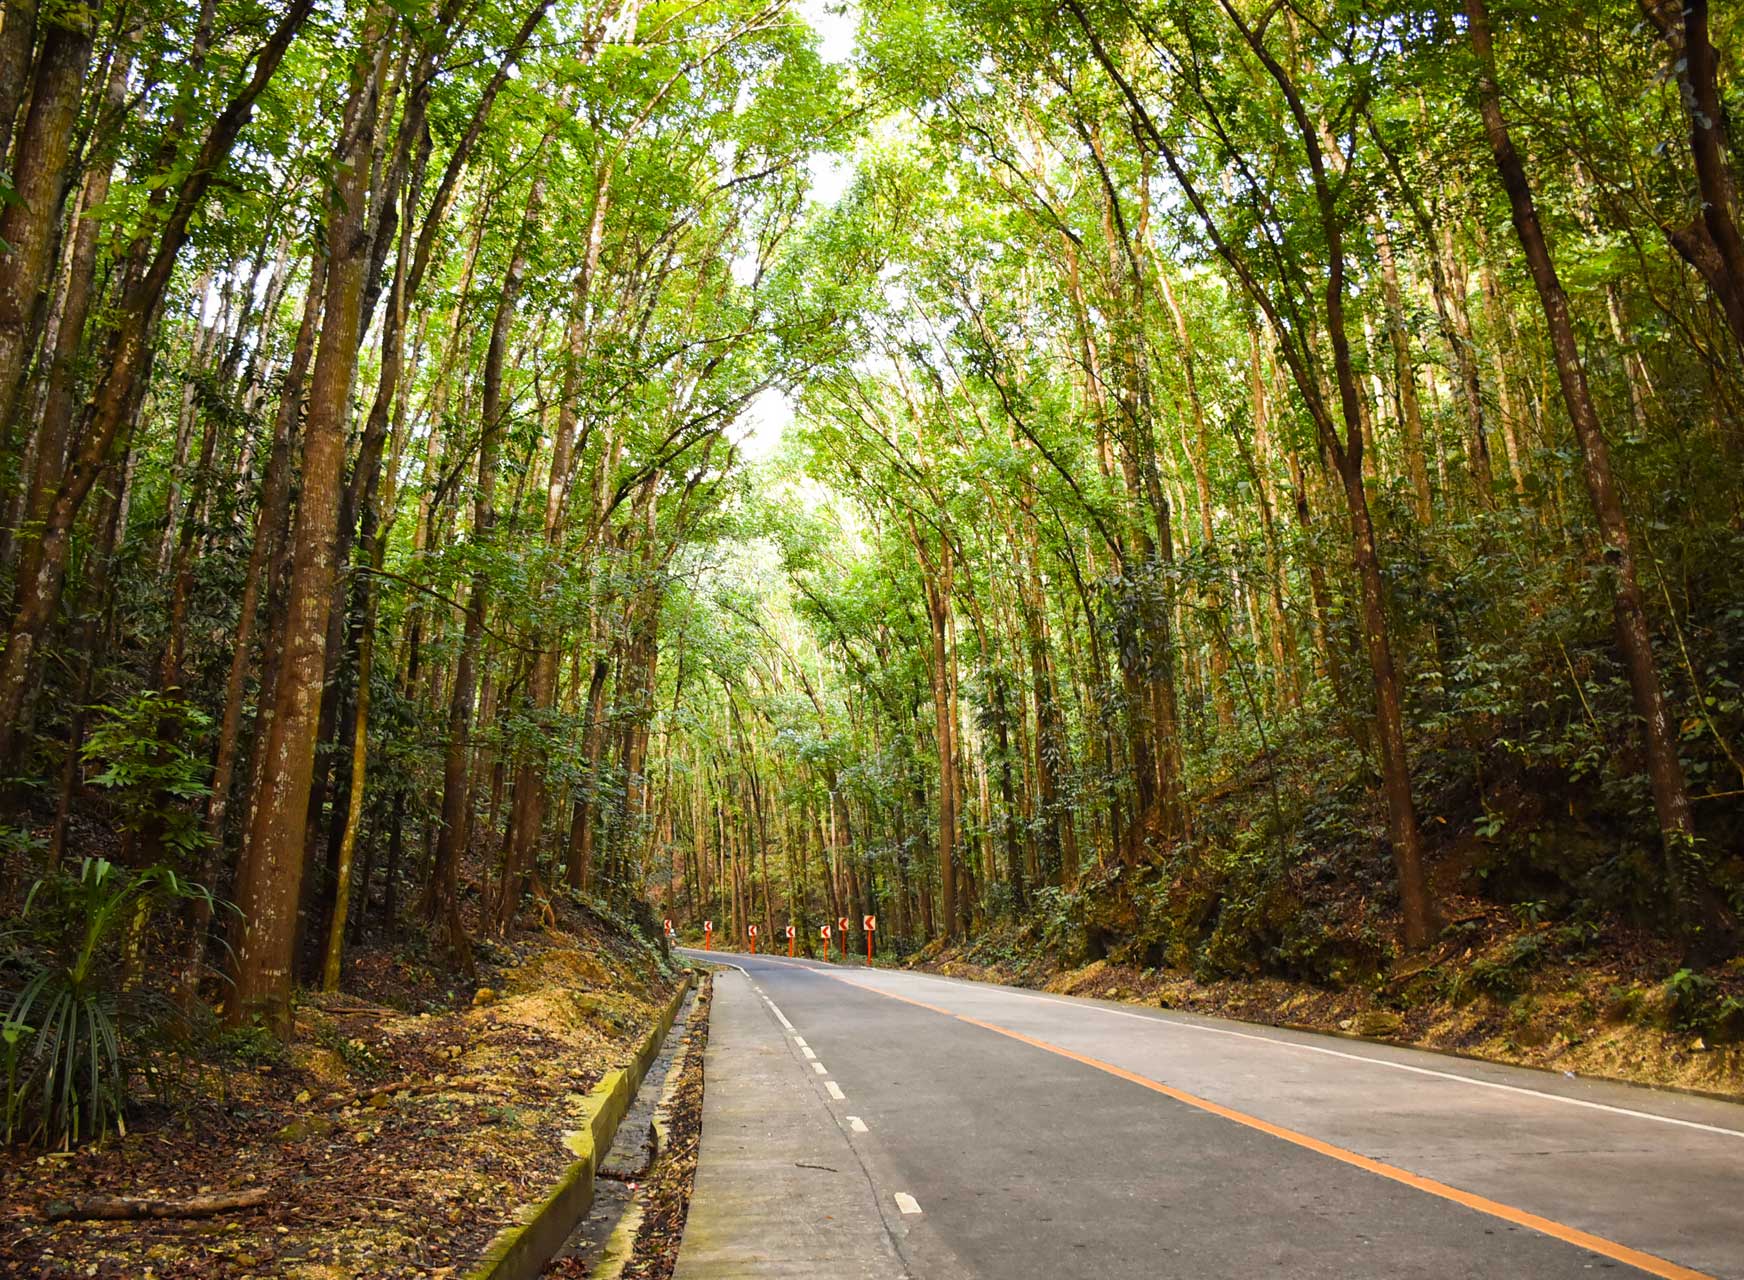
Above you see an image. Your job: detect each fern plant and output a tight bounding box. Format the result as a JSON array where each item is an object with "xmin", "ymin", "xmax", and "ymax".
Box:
[{"xmin": 2, "ymin": 858, "xmax": 215, "ymax": 1149}]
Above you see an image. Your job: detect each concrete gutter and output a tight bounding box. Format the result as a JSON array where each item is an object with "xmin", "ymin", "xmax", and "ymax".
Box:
[{"xmin": 464, "ymin": 970, "xmax": 695, "ymax": 1280}]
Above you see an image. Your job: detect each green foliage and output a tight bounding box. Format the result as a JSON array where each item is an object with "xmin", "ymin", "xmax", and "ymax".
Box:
[
  {"xmin": 12, "ymin": 0, "xmax": 1744, "ymax": 1087},
  {"xmin": 1, "ymin": 859, "xmax": 216, "ymax": 1150},
  {"xmin": 215, "ymin": 1022, "xmax": 287, "ymax": 1069},
  {"xmin": 81, "ymin": 691, "xmax": 214, "ymax": 862},
  {"xmin": 310, "ymin": 1021, "xmax": 387, "ymax": 1080},
  {"xmin": 1661, "ymin": 969, "xmax": 1744, "ymax": 1043},
  {"xmin": 1029, "ymin": 885, "xmax": 1085, "ymax": 959},
  {"xmin": 0, "ymin": 822, "xmax": 45, "ymax": 866},
  {"xmin": 1461, "ymin": 934, "xmax": 1553, "ymax": 1004}
]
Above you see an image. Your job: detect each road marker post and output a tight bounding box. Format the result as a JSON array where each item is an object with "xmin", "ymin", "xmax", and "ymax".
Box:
[
  {"xmin": 820, "ymin": 924, "xmax": 832, "ymax": 956},
  {"xmin": 703, "ymin": 920, "xmax": 712, "ymax": 951},
  {"xmin": 786, "ymin": 924, "xmax": 796, "ymax": 957},
  {"xmin": 749, "ymin": 923, "xmax": 759, "ymax": 955},
  {"xmin": 837, "ymin": 917, "xmax": 849, "ymax": 961},
  {"xmin": 663, "ymin": 918, "xmax": 674, "ymax": 943},
  {"xmin": 863, "ymin": 914, "xmax": 876, "ymax": 965}
]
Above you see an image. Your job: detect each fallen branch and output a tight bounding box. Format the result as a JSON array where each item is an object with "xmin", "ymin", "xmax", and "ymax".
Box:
[
  {"xmin": 45, "ymin": 1187, "xmax": 270, "ymax": 1222},
  {"xmin": 1383, "ymin": 916, "xmax": 1489, "ymax": 988},
  {"xmin": 310, "ymin": 1001, "xmax": 392, "ymax": 1017},
  {"xmin": 342, "ymin": 1076, "xmax": 489, "ymax": 1108}
]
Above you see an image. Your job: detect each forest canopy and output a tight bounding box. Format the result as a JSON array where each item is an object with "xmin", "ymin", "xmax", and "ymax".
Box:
[{"xmin": 1, "ymin": 0, "xmax": 1742, "ymax": 1150}]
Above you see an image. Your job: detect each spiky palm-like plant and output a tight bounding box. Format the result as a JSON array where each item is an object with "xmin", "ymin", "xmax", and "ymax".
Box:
[{"xmin": 2, "ymin": 858, "xmax": 215, "ymax": 1149}]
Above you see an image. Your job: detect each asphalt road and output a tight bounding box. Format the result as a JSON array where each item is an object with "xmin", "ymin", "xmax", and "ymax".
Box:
[{"xmin": 672, "ymin": 949, "xmax": 1744, "ymax": 1280}]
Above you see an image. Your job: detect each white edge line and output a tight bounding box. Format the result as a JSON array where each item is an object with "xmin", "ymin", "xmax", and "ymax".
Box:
[
  {"xmin": 834, "ymin": 973, "xmax": 1744, "ymax": 1140},
  {"xmin": 689, "ymin": 952, "xmax": 1740, "ymax": 1139},
  {"xmin": 689, "ymin": 952, "xmax": 1742, "ymax": 1143}
]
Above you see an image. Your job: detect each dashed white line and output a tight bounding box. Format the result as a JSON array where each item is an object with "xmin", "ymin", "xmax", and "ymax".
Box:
[
  {"xmin": 847, "ymin": 1116, "xmax": 869, "ymax": 1133},
  {"xmin": 893, "ymin": 1192, "xmax": 922, "ymax": 1215},
  {"xmin": 825, "ymin": 1081, "xmax": 845, "ymax": 1100},
  {"xmin": 793, "ymin": 1036, "xmax": 808, "ymax": 1048},
  {"xmin": 802, "ymin": 1046, "xmax": 817, "ymax": 1060},
  {"xmin": 761, "ymin": 998, "xmax": 795, "ymax": 1032},
  {"xmin": 812, "ymin": 1061, "xmax": 828, "ymax": 1075}
]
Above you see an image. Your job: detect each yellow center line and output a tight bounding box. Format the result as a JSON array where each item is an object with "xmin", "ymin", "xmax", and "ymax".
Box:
[{"xmin": 826, "ymin": 974, "xmax": 1714, "ymax": 1280}]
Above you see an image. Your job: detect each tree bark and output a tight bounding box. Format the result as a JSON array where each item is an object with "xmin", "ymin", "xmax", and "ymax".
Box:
[
  {"xmin": 0, "ymin": 0, "xmax": 38, "ymax": 167},
  {"xmin": 1641, "ymin": 0, "xmax": 1744, "ymax": 353},
  {"xmin": 1468, "ymin": 0, "xmax": 1735, "ymax": 957},
  {"xmin": 0, "ymin": 7, "xmax": 93, "ymax": 442},
  {"xmin": 915, "ymin": 527, "xmax": 958, "ymax": 937},
  {"xmin": 1066, "ymin": 0, "xmax": 1438, "ymax": 944},
  {"xmin": 1373, "ymin": 220, "xmax": 1434, "ymax": 524},
  {"xmin": 227, "ymin": 12, "xmax": 383, "ymax": 1034},
  {"xmin": 12, "ymin": 26, "xmax": 135, "ymax": 595},
  {"xmin": 0, "ymin": 0, "xmax": 316, "ymax": 771}
]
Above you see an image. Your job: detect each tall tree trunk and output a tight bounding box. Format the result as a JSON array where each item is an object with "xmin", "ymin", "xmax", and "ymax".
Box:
[
  {"xmin": 992, "ymin": 671, "xmax": 1025, "ymax": 910},
  {"xmin": 227, "ymin": 12, "xmax": 383, "ymax": 1034},
  {"xmin": 1018, "ymin": 527, "xmax": 1066, "ymax": 883},
  {"xmin": 13, "ymin": 27, "xmax": 135, "ymax": 591},
  {"xmin": 0, "ymin": 0, "xmax": 38, "ymax": 167},
  {"xmin": 1641, "ymin": 0, "xmax": 1744, "ymax": 354},
  {"xmin": 433, "ymin": 178, "xmax": 532, "ymax": 942},
  {"xmin": 916, "ymin": 529, "xmax": 958, "ymax": 937},
  {"xmin": 1243, "ymin": 327, "xmax": 1302, "ymax": 708},
  {"xmin": 568, "ymin": 650, "xmax": 612, "ymax": 890},
  {"xmin": 322, "ymin": 588, "xmax": 375, "ymax": 991},
  {"xmin": 0, "ymin": 0, "xmax": 316, "ymax": 770},
  {"xmin": 1374, "ymin": 221, "xmax": 1434, "ymax": 524},
  {"xmin": 1468, "ymin": 0, "xmax": 1735, "ymax": 957},
  {"xmin": 1434, "ymin": 226, "xmax": 1497, "ymax": 505},
  {"xmin": 0, "ymin": 7, "xmax": 93, "ymax": 441},
  {"xmin": 1159, "ymin": 270, "xmax": 1235, "ymax": 733}
]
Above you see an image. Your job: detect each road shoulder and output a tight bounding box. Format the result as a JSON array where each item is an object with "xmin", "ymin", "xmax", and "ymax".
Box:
[{"xmin": 672, "ymin": 968, "xmax": 910, "ymax": 1280}]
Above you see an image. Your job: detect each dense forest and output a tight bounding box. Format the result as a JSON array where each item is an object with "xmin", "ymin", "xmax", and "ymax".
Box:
[{"xmin": 3, "ymin": 0, "xmax": 1743, "ymax": 1156}]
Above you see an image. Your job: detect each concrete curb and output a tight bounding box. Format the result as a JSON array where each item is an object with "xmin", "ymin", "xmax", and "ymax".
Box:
[{"xmin": 463, "ymin": 970, "xmax": 695, "ymax": 1280}]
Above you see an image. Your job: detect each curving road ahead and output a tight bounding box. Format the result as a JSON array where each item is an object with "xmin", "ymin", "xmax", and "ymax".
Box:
[{"xmin": 671, "ymin": 950, "xmax": 1744, "ymax": 1280}]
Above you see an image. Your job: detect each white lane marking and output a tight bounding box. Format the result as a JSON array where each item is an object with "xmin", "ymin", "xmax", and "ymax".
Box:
[
  {"xmin": 826, "ymin": 1081, "xmax": 845, "ymax": 1100},
  {"xmin": 793, "ymin": 1036, "xmax": 808, "ymax": 1048},
  {"xmin": 893, "ymin": 1192, "xmax": 922, "ymax": 1215},
  {"xmin": 802, "ymin": 1046, "xmax": 817, "ymax": 1060},
  {"xmin": 812, "ymin": 1061, "xmax": 828, "ymax": 1074},
  {"xmin": 759, "ymin": 996, "xmax": 795, "ymax": 1033},
  {"xmin": 847, "ymin": 1116, "xmax": 869, "ymax": 1133},
  {"xmin": 847, "ymin": 974, "xmax": 1744, "ymax": 1141}
]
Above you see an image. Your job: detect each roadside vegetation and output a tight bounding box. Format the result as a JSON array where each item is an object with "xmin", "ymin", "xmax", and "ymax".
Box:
[
  {"xmin": 0, "ymin": 0, "xmax": 812, "ymax": 1266},
  {"xmin": 652, "ymin": 0, "xmax": 1744, "ymax": 1089},
  {"xmin": 2, "ymin": 894, "xmax": 681, "ymax": 1275},
  {"xmin": 3, "ymin": 0, "xmax": 1744, "ymax": 1267}
]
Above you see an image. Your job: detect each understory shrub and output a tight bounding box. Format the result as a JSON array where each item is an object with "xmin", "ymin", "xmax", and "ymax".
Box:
[{"xmin": 2, "ymin": 858, "xmax": 216, "ymax": 1149}]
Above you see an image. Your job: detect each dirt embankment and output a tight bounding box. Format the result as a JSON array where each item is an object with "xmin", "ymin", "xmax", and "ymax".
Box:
[{"xmin": 1, "ymin": 901, "xmax": 685, "ymax": 1279}]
